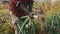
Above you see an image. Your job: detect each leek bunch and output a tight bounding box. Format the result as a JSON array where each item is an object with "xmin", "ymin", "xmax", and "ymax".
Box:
[{"xmin": 17, "ymin": 16, "xmax": 35, "ymax": 34}]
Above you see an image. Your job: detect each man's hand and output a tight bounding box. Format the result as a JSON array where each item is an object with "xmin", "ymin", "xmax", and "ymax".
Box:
[{"xmin": 29, "ymin": 12, "xmax": 34, "ymax": 18}]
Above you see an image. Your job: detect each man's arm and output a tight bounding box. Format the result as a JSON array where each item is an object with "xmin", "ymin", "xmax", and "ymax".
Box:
[
  {"xmin": 21, "ymin": 5, "xmax": 34, "ymax": 17},
  {"xmin": 9, "ymin": 0, "xmax": 18, "ymax": 34}
]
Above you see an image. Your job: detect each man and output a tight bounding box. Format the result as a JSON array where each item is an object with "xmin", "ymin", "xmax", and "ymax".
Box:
[{"xmin": 9, "ymin": 0, "xmax": 34, "ymax": 34}]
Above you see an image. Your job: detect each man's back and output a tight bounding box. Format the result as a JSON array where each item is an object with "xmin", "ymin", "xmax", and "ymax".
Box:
[
  {"xmin": 9, "ymin": 0, "xmax": 34, "ymax": 17},
  {"xmin": 9, "ymin": 0, "xmax": 26, "ymax": 17}
]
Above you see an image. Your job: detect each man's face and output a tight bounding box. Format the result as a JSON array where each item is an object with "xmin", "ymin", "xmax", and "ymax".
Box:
[{"xmin": 27, "ymin": 5, "xmax": 29, "ymax": 10}]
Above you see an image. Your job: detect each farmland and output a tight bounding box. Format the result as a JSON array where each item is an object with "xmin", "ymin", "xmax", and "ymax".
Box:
[{"xmin": 0, "ymin": 1, "xmax": 60, "ymax": 34}]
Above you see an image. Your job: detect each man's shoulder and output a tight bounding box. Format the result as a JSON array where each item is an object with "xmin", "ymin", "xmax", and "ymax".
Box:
[
  {"xmin": 9, "ymin": 0, "xmax": 34, "ymax": 2},
  {"xmin": 9, "ymin": 0, "xmax": 20, "ymax": 1}
]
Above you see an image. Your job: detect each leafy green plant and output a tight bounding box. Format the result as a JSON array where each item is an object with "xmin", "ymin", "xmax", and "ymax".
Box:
[{"xmin": 45, "ymin": 13, "xmax": 60, "ymax": 34}]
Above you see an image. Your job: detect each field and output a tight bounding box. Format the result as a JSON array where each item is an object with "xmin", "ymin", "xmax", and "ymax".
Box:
[
  {"xmin": 0, "ymin": 1, "xmax": 60, "ymax": 34},
  {"xmin": 0, "ymin": 3, "xmax": 14, "ymax": 34}
]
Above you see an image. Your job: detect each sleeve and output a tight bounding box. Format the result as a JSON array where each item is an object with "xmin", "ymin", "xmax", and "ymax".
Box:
[{"xmin": 9, "ymin": 0, "xmax": 16, "ymax": 11}]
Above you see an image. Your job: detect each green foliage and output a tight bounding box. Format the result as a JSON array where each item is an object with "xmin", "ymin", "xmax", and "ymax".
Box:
[
  {"xmin": 0, "ymin": 3, "xmax": 14, "ymax": 34},
  {"xmin": 17, "ymin": 16, "xmax": 40, "ymax": 34},
  {"xmin": 17, "ymin": 16, "xmax": 35, "ymax": 34},
  {"xmin": 0, "ymin": 14, "xmax": 14, "ymax": 34},
  {"xmin": 45, "ymin": 13, "xmax": 60, "ymax": 34}
]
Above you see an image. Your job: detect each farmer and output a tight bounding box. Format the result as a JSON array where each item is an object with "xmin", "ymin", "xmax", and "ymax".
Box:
[{"xmin": 9, "ymin": 0, "xmax": 34, "ymax": 34}]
